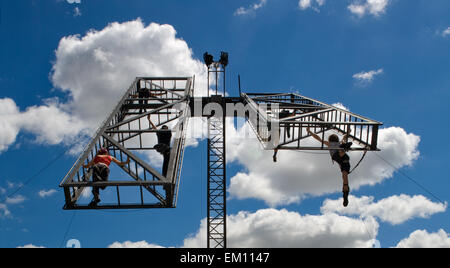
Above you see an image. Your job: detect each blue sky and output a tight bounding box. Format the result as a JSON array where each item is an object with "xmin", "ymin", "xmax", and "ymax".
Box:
[{"xmin": 1, "ymin": 0, "xmax": 450, "ymax": 248}]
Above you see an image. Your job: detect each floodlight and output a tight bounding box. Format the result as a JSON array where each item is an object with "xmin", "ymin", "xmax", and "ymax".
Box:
[
  {"xmin": 219, "ymin": 51, "xmax": 228, "ymax": 67},
  {"xmin": 203, "ymin": 52, "xmax": 214, "ymax": 67}
]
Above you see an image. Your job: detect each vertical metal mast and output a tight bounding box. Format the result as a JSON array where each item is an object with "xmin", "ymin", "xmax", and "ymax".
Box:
[
  {"xmin": 207, "ymin": 111, "xmax": 226, "ymax": 248},
  {"xmin": 204, "ymin": 52, "xmax": 228, "ymax": 248}
]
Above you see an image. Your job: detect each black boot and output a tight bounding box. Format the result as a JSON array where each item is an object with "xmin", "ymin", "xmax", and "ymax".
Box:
[{"xmin": 343, "ymin": 184, "xmax": 350, "ymax": 207}]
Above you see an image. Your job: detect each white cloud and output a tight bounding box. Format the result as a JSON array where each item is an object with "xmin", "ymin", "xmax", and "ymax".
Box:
[
  {"xmin": 442, "ymin": 27, "xmax": 450, "ymax": 37},
  {"xmin": 108, "ymin": 241, "xmax": 165, "ymax": 248},
  {"xmin": 298, "ymin": 0, "xmax": 325, "ymax": 12},
  {"xmin": 396, "ymin": 229, "xmax": 450, "ymax": 248},
  {"xmin": 38, "ymin": 189, "xmax": 58, "ymax": 198},
  {"xmin": 0, "ymin": 98, "xmax": 21, "ymax": 153},
  {"xmin": 0, "ymin": 203, "xmax": 11, "ymax": 218},
  {"xmin": 17, "ymin": 244, "xmax": 46, "ymax": 248},
  {"xmin": 183, "ymin": 208, "xmax": 378, "ymax": 248},
  {"xmin": 228, "ymin": 120, "xmax": 420, "ymax": 207},
  {"xmin": 321, "ymin": 194, "xmax": 447, "ymax": 225},
  {"xmin": 67, "ymin": 0, "xmax": 81, "ymax": 4},
  {"xmin": 0, "ymin": 19, "xmax": 208, "ymax": 155},
  {"xmin": 51, "ymin": 18, "xmax": 206, "ymax": 125},
  {"xmin": 0, "ymin": 97, "xmax": 87, "ymax": 151},
  {"xmin": 6, "ymin": 195, "xmax": 26, "ymax": 205},
  {"xmin": 19, "ymin": 102, "xmax": 87, "ymax": 146},
  {"xmin": 353, "ymin": 69, "xmax": 384, "ymax": 84},
  {"xmin": 234, "ymin": 0, "xmax": 267, "ymax": 16},
  {"xmin": 348, "ymin": 0, "xmax": 390, "ymax": 18},
  {"xmin": 1, "ymin": 194, "xmax": 25, "ymax": 218}
]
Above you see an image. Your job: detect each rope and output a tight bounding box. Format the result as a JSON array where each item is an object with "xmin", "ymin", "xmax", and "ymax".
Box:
[
  {"xmin": 59, "ymin": 211, "xmax": 77, "ymax": 248},
  {"xmin": 348, "ymin": 149, "xmax": 368, "ymax": 174},
  {"xmin": 0, "ymin": 148, "xmax": 67, "ymax": 203},
  {"xmin": 352, "ymin": 197, "xmax": 378, "ymax": 247},
  {"xmin": 374, "ymin": 152, "xmax": 445, "ymax": 204},
  {"xmin": 0, "ymin": 135, "xmax": 89, "ymax": 204}
]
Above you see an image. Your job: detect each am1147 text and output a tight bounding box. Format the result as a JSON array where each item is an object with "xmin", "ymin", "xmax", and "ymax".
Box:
[{"xmin": 179, "ymin": 252, "xmax": 270, "ymax": 265}]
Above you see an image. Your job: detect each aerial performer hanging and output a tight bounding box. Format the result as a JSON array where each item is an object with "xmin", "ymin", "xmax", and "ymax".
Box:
[{"xmin": 307, "ymin": 127, "xmax": 353, "ymax": 207}]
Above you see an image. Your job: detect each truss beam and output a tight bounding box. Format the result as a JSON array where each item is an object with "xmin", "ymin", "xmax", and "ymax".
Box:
[{"xmin": 60, "ymin": 77, "xmax": 193, "ymax": 210}]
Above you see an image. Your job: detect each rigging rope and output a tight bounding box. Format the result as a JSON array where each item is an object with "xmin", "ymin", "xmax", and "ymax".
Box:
[
  {"xmin": 59, "ymin": 211, "xmax": 77, "ymax": 248},
  {"xmin": 374, "ymin": 152, "xmax": 445, "ymax": 204},
  {"xmin": 348, "ymin": 148, "xmax": 368, "ymax": 174},
  {"xmin": 0, "ymin": 135, "xmax": 90, "ymax": 204}
]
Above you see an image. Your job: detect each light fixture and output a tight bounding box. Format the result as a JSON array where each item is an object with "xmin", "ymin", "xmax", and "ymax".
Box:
[
  {"xmin": 203, "ymin": 52, "xmax": 214, "ymax": 67},
  {"xmin": 219, "ymin": 51, "xmax": 228, "ymax": 67}
]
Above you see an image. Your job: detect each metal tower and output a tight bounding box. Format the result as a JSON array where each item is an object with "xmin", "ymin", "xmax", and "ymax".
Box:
[
  {"xmin": 204, "ymin": 52, "xmax": 228, "ymax": 248},
  {"xmin": 60, "ymin": 52, "xmax": 382, "ymax": 248}
]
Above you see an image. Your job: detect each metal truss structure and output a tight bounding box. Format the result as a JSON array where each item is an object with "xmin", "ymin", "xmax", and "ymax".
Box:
[
  {"xmin": 243, "ymin": 93, "xmax": 382, "ymax": 152},
  {"xmin": 207, "ymin": 114, "xmax": 227, "ymax": 248},
  {"xmin": 60, "ymin": 73, "xmax": 382, "ymax": 248},
  {"xmin": 60, "ymin": 77, "xmax": 192, "ymax": 210}
]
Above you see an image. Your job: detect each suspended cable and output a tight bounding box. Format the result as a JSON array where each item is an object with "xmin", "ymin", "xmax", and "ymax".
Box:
[
  {"xmin": 348, "ymin": 149, "xmax": 368, "ymax": 174},
  {"xmin": 374, "ymin": 152, "xmax": 445, "ymax": 204},
  {"xmin": 0, "ymin": 152, "xmax": 64, "ymax": 203},
  {"xmin": 353, "ymin": 199, "xmax": 378, "ymax": 247},
  {"xmin": 0, "ymin": 138, "xmax": 84, "ymax": 204},
  {"xmin": 59, "ymin": 211, "xmax": 77, "ymax": 248}
]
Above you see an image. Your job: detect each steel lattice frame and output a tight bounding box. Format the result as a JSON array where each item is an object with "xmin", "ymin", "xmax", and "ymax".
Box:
[
  {"xmin": 60, "ymin": 75, "xmax": 382, "ymax": 249},
  {"xmin": 207, "ymin": 114, "xmax": 227, "ymax": 248},
  {"xmin": 243, "ymin": 93, "xmax": 382, "ymax": 152},
  {"xmin": 60, "ymin": 77, "xmax": 193, "ymax": 210}
]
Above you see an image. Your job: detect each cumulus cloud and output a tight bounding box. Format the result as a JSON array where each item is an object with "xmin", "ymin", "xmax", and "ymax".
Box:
[
  {"xmin": 51, "ymin": 19, "xmax": 206, "ymax": 125},
  {"xmin": 227, "ymin": 119, "xmax": 420, "ymax": 207},
  {"xmin": 108, "ymin": 241, "xmax": 165, "ymax": 248},
  {"xmin": 67, "ymin": 0, "xmax": 81, "ymax": 4},
  {"xmin": 38, "ymin": 189, "xmax": 58, "ymax": 198},
  {"xmin": 298, "ymin": 0, "xmax": 325, "ymax": 12},
  {"xmin": 20, "ymin": 102, "xmax": 87, "ymax": 145},
  {"xmin": 0, "ymin": 97, "xmax": 87, "ymax": 152},
  {"xmin": 321, "ymin": 194, "xmax": 447, "ymax": 225},
  {"xmin": 348, "ymin": 0, "xmax": 390, "ymax": 18},
  {"xmin": 234, "ymin": 0, "xmax": 267, "ymax": 16},
  {"xmin": 182, "ymin": 208, "xmax": 378, "ymax": 248},
  {"xmin": 353, "ymin": 69, "xmax": 384, "ymax": 85},
  {"xmin": 396, "ymin": 229, "xmax": 450, "ymax": 248},
  {"xmin": 0, "ymin": 19, "xmax": 208, "ymax": 155},
  {"xmin": 0, "ymin": 98, "xmax": 21, "ymax": 153}
]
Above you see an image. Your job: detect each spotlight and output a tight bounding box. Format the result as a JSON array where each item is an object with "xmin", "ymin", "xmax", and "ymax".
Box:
[
  {"xmin": 219, "ymin": 51, "xmax": 228, "ymax": 67},
  {"xmin": 203, "ymin": 52, "xmax": 214, "ymax": 67}
]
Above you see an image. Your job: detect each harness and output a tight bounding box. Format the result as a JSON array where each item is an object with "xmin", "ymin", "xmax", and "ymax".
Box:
[{"xmin": 331, "ymin": 143, "xmax": 369, "ymax": 174}]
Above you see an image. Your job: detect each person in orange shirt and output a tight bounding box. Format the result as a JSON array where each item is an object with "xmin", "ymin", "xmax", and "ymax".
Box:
[{"xmin": 83, "ymin": 148, "xmax": 130, "ymax": 207}]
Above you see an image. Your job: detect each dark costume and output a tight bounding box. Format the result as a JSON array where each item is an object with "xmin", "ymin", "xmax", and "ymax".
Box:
[
  {"xmin": 154, "ymin": 129, "xmax": 172, "ymax": 177},
  {"xmin": 138, "ymin": 83, "xmax": 150, "ymax": 113}
]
